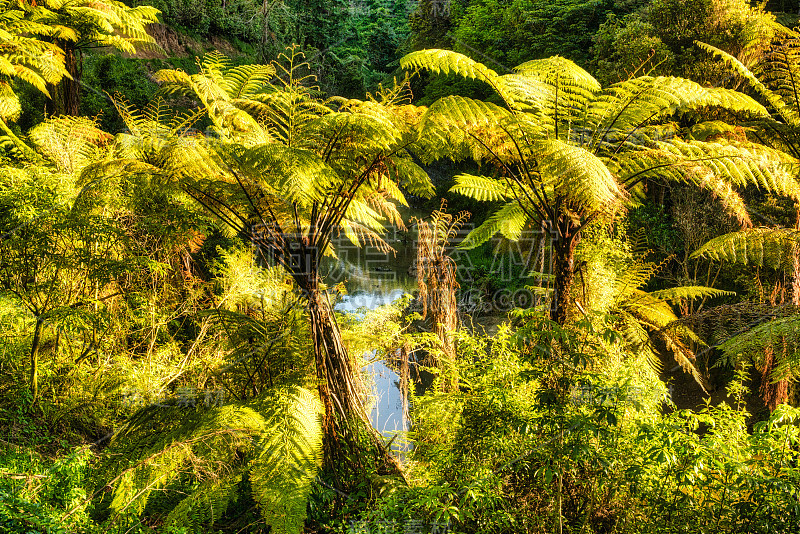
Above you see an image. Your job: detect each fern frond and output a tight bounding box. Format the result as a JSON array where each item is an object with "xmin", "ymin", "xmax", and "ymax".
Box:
[
  {"xmin": 697, "ymin": 41, "xmax": 800, "ymax": 127},
  {"xmin": 29, "ymin": 116, "xmax": 113, "ymax": 175},
  {"xmin": 386, "ymin": 156, "xmax": 435, "ymax": 198},
  {"xmin": 510, "ymin": 56, "xmax": 600, "ymax": 124},
  {"xmin": 450, "ymin": 174, "xmax": 510, "ymax": 202},
  {"xmin": 0, "ymin": 81, "xmax": 20, "ymax": 122},
  {"xmin": 423, "ymin": 95, "xmax": 512, "ymax": 131},
  {"xmin": 587, "ymin": 77, "xmax": 711, "ymax": 146},
  {"xmin": 648, "ymin": 286, "xmax": 735, "ymax": 302},
  {"xmin": 249, "ymin": 388, "xmax": 323, "ymax": 534},
  {"xmin": 704, "ymin": 87, "xmax": 771, "ymax": 118},
  {"xmin": 537, "ymin": 138, "xmax": 625, "ymax": 211},
  {"xmin": 399, "ymin": 49, "xmax": 516, "ymax": 106},
  {"xmin": 690, "ymin": 228, "xmax": 800, "ymax": 268},
  {"xmin": 717, "ymin": 314, "xmax": 800, "ymax": 381},
  {"xmin": 97, "ymin": 386, "xmax": 323, "ymax": 533},
  {"xmin": 455, "ymin": 202, "xmax": 528, "ymax": 249}
]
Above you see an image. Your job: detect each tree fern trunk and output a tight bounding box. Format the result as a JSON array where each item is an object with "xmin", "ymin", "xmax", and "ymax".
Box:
[
  {"xmin": 301, "ymin": 275, "xmax": 401, "ymax": 482},
  {"xmin": 551, "ymin": 219, "xmax": 579, "ymax": 325},
  {"xmin": 305, "ymin": 285, "xmax": 363, "ymax": 430},
  {"xmin": 47, "ymin": 42, "xmax": 81, "ymax": 117}
]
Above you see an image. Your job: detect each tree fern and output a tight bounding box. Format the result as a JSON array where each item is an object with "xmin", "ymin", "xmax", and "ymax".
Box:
[
  {"xmin": 401, "ymin": 48, "xmax": 793, "ymax": 324},
  {"xmin": 94, "ymin": 50, "xmax": 427, "ymax": 480}
]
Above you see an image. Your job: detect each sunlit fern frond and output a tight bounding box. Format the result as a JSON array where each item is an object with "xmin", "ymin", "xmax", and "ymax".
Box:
[
  {"xmin": 212, "ymin": 142, "xmax": 334, "ymax": 207},
  {"xmin": 248, "ymin": 388, "xmax": 323, "ymax": 534},
  {"xmin": 660, "ymin": 140, "xmax": 800, "ymax": 196},
  {"xmin": 648, "ymin": 286, "xmax": 735, "ymax": 302},
  {"xmin": 703, "ymin": 87, "xmax": 771, "ymax": 118},
  {"xmin": 386, "ymin": 155, "xmax": 435, "ymax": 198},
  {"xmin": 456, "ymin": 201, "xmax": 528, "ymax": 250},
  {"xmin": 587, "ymin": 77, "xmax": 713, "ymax": 148},
  {"xmin": 416, "ymin": 95, "xmax": 522, "ymax": 166},
  {"xmin": 0, "ymin": 1, "xmax": 68, "ymax": 104},
  {"xmin": 450, "ymin": 174, "xmax": 511, "ymax": 202},
  {"xmin": 690, "ymin": 228, "xmax": 800, "ymax": 268},
  {"xmin": 399, "ymin": 48, "xmax": 518, "ymax": 106},
  {"xmin": 697, "ymin": 40, "xmax": 800, "ymax": 128},
  {"xmin": 536, "ymin": 138, "xmax": 626, "ymax": 212},
  {"xmin": 613, "ymin": 140, "xmax": 800, "ymax": 227},
  {"xmin": 660, "ymin": 333, "xmax": 707, "ymax": 391},
  {"xmin": 103, "ymin": 403, "xmax": 266, "ymax": 517},
  {"xmin": 28, "ymin": 115, "xmax": 113, "ymax": 175},
  {"xmin": 0, "ymin": 81, "xmax": 21, "ymax": 122},
  {"xmin": 95, "ymin": 386, "xmax": 322, "ymax": 534},
  {"xmin": 423, "ymin": 95, "xmax": 512, "ymax": 131},
  {"xmin": 44, "ymin": 0, "xmax": 160, "ymax": 55},
  {"xmin": 509, "ymin": 55, "xmax": 600, "ymax": 127},
  {"xmin": 156, "ymin": 54, "xmax": 274, "ymax": 142}
]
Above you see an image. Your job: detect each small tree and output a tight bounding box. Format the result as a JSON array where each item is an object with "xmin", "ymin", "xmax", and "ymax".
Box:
[{"xmin": 0, "ymin": 118, "xmax": 122, "ymax": 402}]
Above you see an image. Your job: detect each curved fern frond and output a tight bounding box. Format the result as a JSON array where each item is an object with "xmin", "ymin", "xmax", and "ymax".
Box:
[
  {"xmin": 386, "ymin": 156, "xmax": 435, "ymax": 198},
  {"xmin": 587, "ymin": 76, "xmax": 711, "ymax": 147},
  {"xmin": 621, "ymin": 289, "xmax": 707, "ymax": 390},
  {"xmin": 690, "ymin": 228, "xmax": 800, "ymax": 268},
  {"xmin": 422, "ymin": 95, "xmax": 512, "ymax": 131},
  {"xmin": 249, "ymin": 388, "xmax": 323, "ymax": 534},
  {"xmin": 455, "ymin": 202, "xmax": 528, "ymax": 249},
  {"xmin": 704, "ymin": 87, "xmax": 771, "ymax": 119},
  {"xmin": 510, "ymin": 56, "xmax": 600, "ymax": 126},
  {"xmin": 648, "ymin": 286, "xmax": 736, "ymax": 302},
  {"xmin": 450, "ymin": 174, "xmax": 510, "ymax": 202},
  {"xmin": 537, "ymin": 139, "xmax": 625, "ymax": 211},
  {"xmin": 697, "ymin": 41, "xmax": 800, "ymax": 127},
  {"xmin": 399, "ymin": 49, "xmax": 517, "ymax": 106}
]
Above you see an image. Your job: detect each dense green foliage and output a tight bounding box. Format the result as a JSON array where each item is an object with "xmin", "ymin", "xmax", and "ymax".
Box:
[{"xmin": 4, "ymin": 0, "xmax": 800, "ymax": 533}]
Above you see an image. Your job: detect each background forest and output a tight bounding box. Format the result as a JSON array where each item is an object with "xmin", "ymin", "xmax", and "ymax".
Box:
[{"xmin": 3, "ymin": 0, "xmax": 800, "ymax": 533}]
